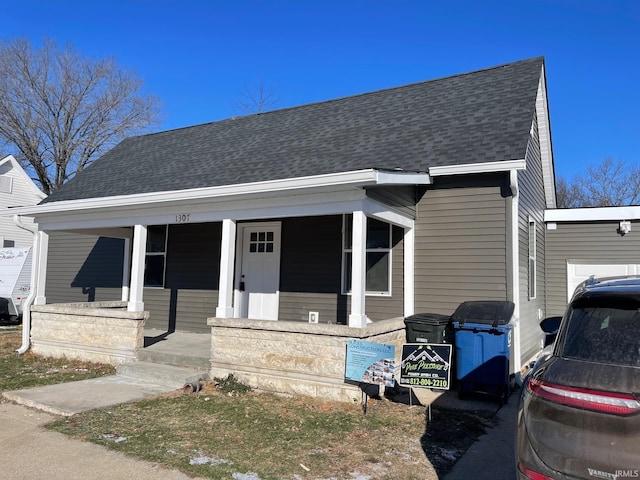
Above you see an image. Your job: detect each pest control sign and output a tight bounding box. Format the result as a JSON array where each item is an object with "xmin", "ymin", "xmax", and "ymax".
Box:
[
  {"xmin": 400, "ymin": 343, "xmax": 452, "ymax": 390},
  {"xmin": 345, "ymin": 339, "xmax": 396, "ymax": 387}
]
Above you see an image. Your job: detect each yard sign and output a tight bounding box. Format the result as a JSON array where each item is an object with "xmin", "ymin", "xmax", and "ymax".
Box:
[{"xmin": 344, "ymin": 339, "xmax": 396, "ymax": 387}]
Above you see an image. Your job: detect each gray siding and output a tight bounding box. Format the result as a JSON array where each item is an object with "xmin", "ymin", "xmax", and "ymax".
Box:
[
  {"xmin": 517, "ymin": 112, "xmax": 548, "ymax": 363},
  {"xmin": 143, "ymin": 288, "xmax": 218, "ymax": 333},
  {"xmin": 545, "ymin": 221, "xmax": 640, "ymax": 316},
  {"xmin": 366, "ymin": 185, "xmax": 417, "ymax": 217},
  {"xmin": 46, "ymin": 231, "xmax": 124, "ymax": 303},
  {"xmin": 414, "ymin": 177, "xmax": 508, "ymax": 316},
  {"xmin": 144, "ymin": 222, "xmax": 221, "ymax": 332},
  {"xmin": 279, "ymin": 215, "xmax": 404, "ymax": 324},
  {"xmin": 279, "ymin": 216, "xmax": 344, "ymax": 323},
  {"xmin": 46, "ymin": 216, "xmax": 405, "ymax": 332}
]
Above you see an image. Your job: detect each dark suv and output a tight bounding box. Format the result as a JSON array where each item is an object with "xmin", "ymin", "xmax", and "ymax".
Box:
[{"xmin": 517, "ymin": 276, "xmax": 640, "ymax": 480}]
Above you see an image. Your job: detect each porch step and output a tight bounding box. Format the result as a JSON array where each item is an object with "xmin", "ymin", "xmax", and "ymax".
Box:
[
  {"xmin": 116, "ymin": 361, "xmax": 208, "ymax": 389},
  {"xmin": 137, "ymin": 347, "xmax": 211, "ymax": 370}
]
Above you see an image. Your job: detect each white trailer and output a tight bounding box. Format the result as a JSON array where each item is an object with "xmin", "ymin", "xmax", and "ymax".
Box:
[{"xmin": 0, "ymin": 247, "xmax": 32, "ymax": 323}]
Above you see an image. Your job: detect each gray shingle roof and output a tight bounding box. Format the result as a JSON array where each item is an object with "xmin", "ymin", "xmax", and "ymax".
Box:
[{"xmin": 44, "ymin": 57, "xmax": 544, "ymax": 203}]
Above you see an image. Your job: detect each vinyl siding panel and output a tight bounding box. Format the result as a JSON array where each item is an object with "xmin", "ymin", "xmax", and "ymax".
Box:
[
  {"xmin": 46, "ymin": 232, "xmax": 124, "ymax": 303},
  {"xmin": 144, "ymin": 222, "xmax": 221, "ymax": 332},
  {"xmin": 279, "ymin": 215, "xmax": 404, "ymax": 324},
  {"xmin": 279, "ymin": 216, "xmax": 344, "ymax": 323},
  {"xmin": 45, "ymin": 216, "xmax": 403, "ymax": 331},
  {"xmin": 415, "ymin": 180, "xmax": 508, "ymax": 316},
  {"xmin": 366, "ymin": 185, "xmax": 417, "ymax": 217},
  {"xmin": 545, "ymin": 221, "xmax": 640, "ymax": 316},
  {"xmin": 517, "ymin": 112, "xmax": 548, "ymax": 363},
  {"xmin": 143, "ymin": 288, "xmax": 218, "ymax": 333}
]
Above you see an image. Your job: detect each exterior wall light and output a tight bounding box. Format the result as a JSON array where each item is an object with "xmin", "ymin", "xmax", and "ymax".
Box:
[{"xmin": 619, "ymin": 220, "xmax": 631, "ymax": 235}]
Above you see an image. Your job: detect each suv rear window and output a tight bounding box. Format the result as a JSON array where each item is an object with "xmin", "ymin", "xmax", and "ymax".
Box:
[{"xmin": 561, "ymin": 297, "xmax": 640, "ymax": 367}]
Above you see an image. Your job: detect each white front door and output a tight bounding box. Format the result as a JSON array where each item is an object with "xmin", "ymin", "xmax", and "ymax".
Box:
[{"xmin": 236, "ymin": 222, "xmax": 282, "ymax": 320}]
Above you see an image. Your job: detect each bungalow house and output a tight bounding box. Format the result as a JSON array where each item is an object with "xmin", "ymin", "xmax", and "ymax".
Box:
[{"xmin": 8, "ymin": 57, "xmax": 555, "ymax": 400}]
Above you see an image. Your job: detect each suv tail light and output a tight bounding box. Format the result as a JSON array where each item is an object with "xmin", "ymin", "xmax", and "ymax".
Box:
[
  {"xmin": 518, "ymin": 463, "xmax": 555, "ymax": 480},
  {"xmin": 526, "ymin": 377, "xmax": 640, "ymax": 416}
]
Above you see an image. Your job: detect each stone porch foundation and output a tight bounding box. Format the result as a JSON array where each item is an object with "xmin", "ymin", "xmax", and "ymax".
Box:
[
  {"xmin": 30, "ymin": 302, "xmax": 147, "ymax": 365},
  {"xmin": 208, "ymin": 316, "xmax": 406, "ymax": 403}
]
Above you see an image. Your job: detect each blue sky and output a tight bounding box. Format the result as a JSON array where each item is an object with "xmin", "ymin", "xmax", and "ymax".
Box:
[{"xmin": 2, "ymin": 1, "xmax": 638, "ymax": 179}]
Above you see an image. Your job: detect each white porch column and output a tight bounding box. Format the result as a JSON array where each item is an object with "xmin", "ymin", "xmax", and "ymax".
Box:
[
  {"xmin": 121, "ymin": 237, "xmax": 131, "ymax": 302},
  {"xmin": 403, "ymin": 226, "xmax": 415, "ymax": 317},
  {"xmin": 216, "ymin": 218, "xmax": 236, "ymax": 318},
  {"xmin": 33, "ymin": 230, "xmax": 49, "ymax": 306},
  {"xmin": 128, "ymin": 224, "xmax": 147, "ymax": 312},
  {"xmin": 349, "ymin": 211, "xmax": 368, "ymax": 328}
]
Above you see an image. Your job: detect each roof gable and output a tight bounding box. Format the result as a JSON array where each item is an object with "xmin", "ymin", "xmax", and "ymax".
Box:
[
  {"xmin": 44, "ymin": 57, "xmax": 545, "ymax": 203},
  {"xmin": 0, "ymin": 155, "xmax": 47, "ymax": 201}
]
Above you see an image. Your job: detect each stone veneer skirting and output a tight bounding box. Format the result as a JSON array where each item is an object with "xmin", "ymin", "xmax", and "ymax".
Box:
[
  {"xmin": 208, "ymin": 317, "xmax": 406, "ymax": 403},
  {"xmin": 30, "ymin": 302, "xmax": 147, "ymax": 365}
]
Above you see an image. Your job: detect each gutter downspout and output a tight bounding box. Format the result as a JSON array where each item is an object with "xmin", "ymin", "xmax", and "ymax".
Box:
[
  {"xmin": 13, "ymin": 215, "xmax": 38, "ymax": 354},
  {"xmin": 508, "ymin": 170, "xmax": 523, "ymax": 378}
]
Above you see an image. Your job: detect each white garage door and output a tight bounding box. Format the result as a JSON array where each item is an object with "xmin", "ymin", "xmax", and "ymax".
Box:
[{"xmin": 567, "ymin": 262, "xmax": 640, "ymax": 301}]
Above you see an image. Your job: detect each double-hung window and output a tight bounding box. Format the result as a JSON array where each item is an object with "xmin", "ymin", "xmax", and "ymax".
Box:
[
  {"xmin": 528, "ymin": 219, "xmax": 537, "ymax": 300},
  {"xmin": 145, "ymin": 225, "xmax": 168, "ymax": 287},
  {"xmin": 342, "ymin": 215, "xmax": 391, "ymax": 295}
]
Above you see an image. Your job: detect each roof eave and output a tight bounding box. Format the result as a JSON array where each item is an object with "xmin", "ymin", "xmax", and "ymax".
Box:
[
  {"xmin": 8, "ymin": 169, "xmax": 432, "ymax": 217},
  {"xmin": 545, "ymin": 206, "xmax": 640, "ymax": 222},
  {"xmin": 429, "ymin": 159, "xmax": 526, "ymax": 177}
]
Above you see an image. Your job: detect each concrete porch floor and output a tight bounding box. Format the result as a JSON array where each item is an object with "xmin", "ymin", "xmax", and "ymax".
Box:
[{"xmin": 140, "ymin": 328, "xmax": 211, "ymax": 369}]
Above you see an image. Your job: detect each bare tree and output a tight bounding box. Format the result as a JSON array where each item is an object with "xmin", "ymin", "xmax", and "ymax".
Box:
[
  {"xmin": 557, "ymin": 157, "xmax": 640, "ymax": 208},
  {"xmin": 235, "ymin": 78, "xmax": 279, "ymax": 115},
  {"xmin": 555, "ymin": 176, "xmax": 587, "ymax": 208},
  {"xmin": 0, "ymin": 38, "xmax": 161, "ymax": 195}
]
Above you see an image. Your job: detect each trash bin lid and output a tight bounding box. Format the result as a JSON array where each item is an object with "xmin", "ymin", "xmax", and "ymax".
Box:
[
  {"xmin": 404, "ymin": 312, "xmax": 451, "ymax": 326},
  {"xmin": 451, "ymin": 301, "xmax": 515, "ymax": 326}
]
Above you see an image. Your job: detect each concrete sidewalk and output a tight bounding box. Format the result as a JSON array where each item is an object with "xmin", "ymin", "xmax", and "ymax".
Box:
[
  {"xmin": 2, "ymin": 375, "xmax": 180, "ymax": 416},
  {"xmin": 443, "ymin": 393, "xmax": 518, "ymax": 480},
  {"xmin": 0, "ymin": 402, "xmax": 207, "ymax": 480}
]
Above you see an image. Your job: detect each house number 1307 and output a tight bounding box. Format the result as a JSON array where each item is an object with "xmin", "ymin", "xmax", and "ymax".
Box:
[{"xmin": 176, "ymin": 214, "xmax": 190, "ymax": 223}]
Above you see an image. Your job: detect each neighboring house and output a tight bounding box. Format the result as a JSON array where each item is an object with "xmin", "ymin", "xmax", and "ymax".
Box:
[
  {"xmin": 545, "ymin": 206, "xmax": 640, "ymax": 315},
  {"xmin": 10, "ymin": 57, "xmax": 555, "ymax": 383},
  {"xmin": 0, "ymin": 155, "xmax": 46, "ymax": 247}
]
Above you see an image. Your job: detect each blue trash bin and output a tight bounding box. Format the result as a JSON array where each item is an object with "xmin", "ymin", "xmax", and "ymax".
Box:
[{"xmin": 452, "ymin": 301, "xmax": 515, "ymax": 404}]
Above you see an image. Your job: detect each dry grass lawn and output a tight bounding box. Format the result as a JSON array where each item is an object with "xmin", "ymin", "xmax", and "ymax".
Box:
[{"xmin": 1, "ymin": 328, "xmax": 494, "ymax": 480}]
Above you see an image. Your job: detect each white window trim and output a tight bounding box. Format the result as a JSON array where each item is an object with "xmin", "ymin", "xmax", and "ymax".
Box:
[
  {"xmin": 528, "ymin": 218, "xmax": 537, "ymax": 300},
  {"xmin": 144, "ymin": 225, "xmax": 168, "ymax": 288},
  {"xmin": 341, "ymin": 215, "xmax": 392, "ymax": 297}
]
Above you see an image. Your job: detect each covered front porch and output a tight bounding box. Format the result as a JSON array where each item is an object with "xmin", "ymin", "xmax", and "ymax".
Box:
[{"xmin": 16, "ymin": 170, "xmax": 428, "ymax": 399}]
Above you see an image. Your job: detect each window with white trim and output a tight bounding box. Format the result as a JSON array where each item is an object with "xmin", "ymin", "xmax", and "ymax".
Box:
[
  {"xmin": 144, "ymin": 225, "xmax": 168, "ymax": 287},
  {"xmin": 528, "ymin": 219, "xmax": 536, "ymax": 300},
  {"xmin": 342, "ymin": 215, "xmax": 391, "ymax": 295}
]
